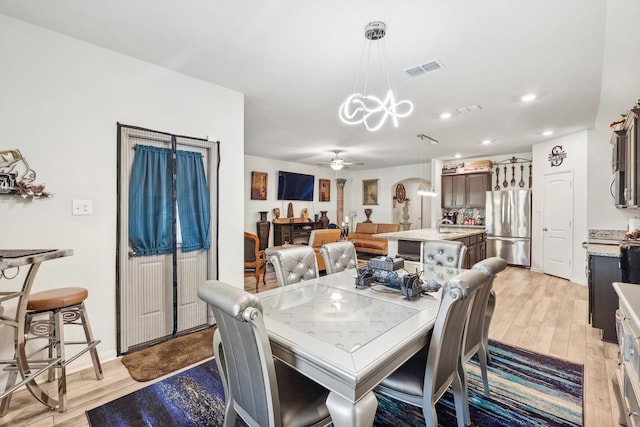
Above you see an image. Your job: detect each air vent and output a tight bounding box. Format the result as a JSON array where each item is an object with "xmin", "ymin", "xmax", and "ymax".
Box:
[
  {"xmin": 405, "ymin": 59, "xmax": 444, "ymax": 77},
  {"xmin": 456, "ymin": 104, "xmax": 483, "ymax": 114}
]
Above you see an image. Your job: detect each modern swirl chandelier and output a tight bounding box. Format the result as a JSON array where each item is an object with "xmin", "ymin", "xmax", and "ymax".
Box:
[{"xmin": 339, "ymin": 21, "xmax": 414, "ymax": 132}]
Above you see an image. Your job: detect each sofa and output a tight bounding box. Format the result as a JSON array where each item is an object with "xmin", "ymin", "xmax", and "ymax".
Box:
[{"xmin": 347, "ymin": 223, "xmax": 401, "ymax": 256}]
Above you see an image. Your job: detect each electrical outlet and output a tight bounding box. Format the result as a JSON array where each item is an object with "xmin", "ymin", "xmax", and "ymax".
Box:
[{"xmin": 72, "ymin": 199, "xmax": 93, "ymax": 215}]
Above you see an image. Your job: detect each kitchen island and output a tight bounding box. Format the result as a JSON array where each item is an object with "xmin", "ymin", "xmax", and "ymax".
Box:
[{"xmin": 373, "ymin": 227, "xmax": 487, "ymax": 269}]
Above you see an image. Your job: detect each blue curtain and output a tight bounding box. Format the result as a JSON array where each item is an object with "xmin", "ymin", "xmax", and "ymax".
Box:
[
  {"xmin": 176, "ymin": 150, "xmax": 211, "ymax": 252},
  {"xmin": 129, "ymin": 145, "xmax": 210, "ymax": 256}
]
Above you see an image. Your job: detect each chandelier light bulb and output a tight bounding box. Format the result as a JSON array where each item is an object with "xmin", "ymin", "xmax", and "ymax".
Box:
[
  {"xmin": 339, "ymin": 21, "xmax": 414, "ymax": 132},
  {"xmin": 339, "ymin": 90, "xmax": 414, "ymax": 131}
]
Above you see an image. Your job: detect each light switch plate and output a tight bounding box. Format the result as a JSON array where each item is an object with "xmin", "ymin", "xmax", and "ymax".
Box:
[{"xmin": 72, "ymin": 199, "xmax": 93, "ymax": 215}]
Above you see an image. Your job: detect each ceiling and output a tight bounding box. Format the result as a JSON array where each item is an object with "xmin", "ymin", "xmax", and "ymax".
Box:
[{"xmin": 0, "ymin": 1, "xmax": 609, "ymax": 170}]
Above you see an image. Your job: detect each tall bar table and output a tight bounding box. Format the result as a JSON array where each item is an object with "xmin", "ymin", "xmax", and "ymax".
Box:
[{"xmin": 0, "ymin": 249, "xmax": 73, "ymax": 415}]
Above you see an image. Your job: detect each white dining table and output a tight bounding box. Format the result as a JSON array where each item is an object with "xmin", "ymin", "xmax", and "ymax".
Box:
[{"xmin": 257, "ymin": 262, "xmax": 464, "ymax": 427}]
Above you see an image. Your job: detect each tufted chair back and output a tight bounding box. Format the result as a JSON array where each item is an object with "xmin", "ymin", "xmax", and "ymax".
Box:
[
  {"xmin": 421, "ymin": 240, "xmax": 467, "ymax": 269},
  {"xmin": 319, "ymin": 241, "xmax": 358, "ymax": 275},
  {"xmin": 269, "ymin": 245, "xmax": 319, "ymax": 287},
  {"xmin": 197, "ymin": 280, "xmax": 331, "ymax": 427},
  {"xmin": 462, "ymin": 256, "xmax": 508, "ymax": 396},
  {"xmin": 374, "ymin": 269, "xmax": 489, "ymax": 427}
]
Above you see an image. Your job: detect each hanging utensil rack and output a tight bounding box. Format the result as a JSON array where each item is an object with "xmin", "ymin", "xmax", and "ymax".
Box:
[{"xmin": 492, "ymin": 156, "xmax": 532, "ymax": 190}]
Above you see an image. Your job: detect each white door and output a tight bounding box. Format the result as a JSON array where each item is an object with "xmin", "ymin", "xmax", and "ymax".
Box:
[
  {"xmin": 542, "ymin": 170, "xmax": 573, "ymax": 279},
  {"xmin": 117, "ymin": 126, "xmax": 217, "ymax": 354}
]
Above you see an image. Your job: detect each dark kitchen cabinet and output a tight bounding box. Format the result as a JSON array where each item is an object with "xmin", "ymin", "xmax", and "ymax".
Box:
[
  {"xmin": 466, "ymin": 173, "xmax": 491, "ymax": 207},
  {"xmin": 453, "ymin": 232, "xmax": 487, "ymax": 269},
  {"xmin": 626, "ymin": 109, "xmax": 640, "ymax": 207},
  {"xmin": 441, "ymin": 174, "xmax": 466, "ymax": 208},
  {"xmin": 588, "ymin": 254, "xmax": 621, "ymax": 343},
  {"xmin": 612, "ymin": 108, "xmax": 640, "ymax": 208},
  {"xmin": 441, "ymin": 173, "xmax": 490, "ymax": 209}
]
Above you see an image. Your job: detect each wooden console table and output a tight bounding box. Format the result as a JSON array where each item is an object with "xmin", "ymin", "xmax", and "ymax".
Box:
[{"xmin": 272, "ymin": 221, "xmax": 326, "ymax": 246}]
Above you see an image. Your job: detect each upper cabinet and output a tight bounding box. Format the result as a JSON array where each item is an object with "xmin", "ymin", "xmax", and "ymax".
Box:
[
  {"xmin": 441, "ymin": 173, "xmax": 491, "ymax": 208},
  {"xmin": 613, "ymin": 108, "xmax": 640, "ymax": 208}
]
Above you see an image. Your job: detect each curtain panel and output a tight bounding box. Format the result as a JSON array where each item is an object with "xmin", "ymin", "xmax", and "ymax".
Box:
[{"xmin": 129, "ymin": 145, "xmax": 210, "ymax": 256}]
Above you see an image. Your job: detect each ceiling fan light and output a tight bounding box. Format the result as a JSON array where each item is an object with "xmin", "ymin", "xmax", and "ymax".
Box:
[{"xmin": 330, "ymin": 163, "xmax": 344, "ymax": 171}]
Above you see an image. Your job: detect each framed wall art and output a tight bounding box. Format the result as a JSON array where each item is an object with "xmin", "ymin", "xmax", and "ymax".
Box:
[
  {"xmin": 250, "ymin": 171, "xmax": 267, "ymax": 200},
  {"xmin": 362, "ymin": 179, "xmax": 378, "ymax": 205},
  {"xmin": 319, "ymin": 179, "xmax": 330, "ymax": 202}
]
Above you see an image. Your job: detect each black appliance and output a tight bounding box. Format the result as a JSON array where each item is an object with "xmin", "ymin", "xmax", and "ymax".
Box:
[{"xmin": 621, "ymin": 243, "xmax": 640, "ymax": 283}]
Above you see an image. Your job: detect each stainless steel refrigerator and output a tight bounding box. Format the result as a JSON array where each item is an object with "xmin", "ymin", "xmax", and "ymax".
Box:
[{"xmin": 485, "ymin": 189, "xmax": 532, "ymax": 266}]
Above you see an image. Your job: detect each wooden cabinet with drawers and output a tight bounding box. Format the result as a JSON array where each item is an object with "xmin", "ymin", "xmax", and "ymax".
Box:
[{"xmin": 272, "ymin": 221, "xmax": 326, "ymax": 246}]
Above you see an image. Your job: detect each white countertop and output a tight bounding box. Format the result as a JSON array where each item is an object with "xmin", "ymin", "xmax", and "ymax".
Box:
[
  {"xmin": 586, "ymin": 243, "xmax": 621, "ymax": 257},
  {"xmin": 614, "ymin": 282, "xmax": 640, "ymax": 337},
  {"xmin": 373, "ymin": 228, "xmax": 486, "ymax": 242},
  {"xmin": 439, "ymin": 224, "xmax": 486, "ymax": 230}
]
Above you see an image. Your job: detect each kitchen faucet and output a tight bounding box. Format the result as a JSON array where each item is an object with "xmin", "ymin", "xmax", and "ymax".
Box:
[{"xmin": 437, "ymin": 218, "xmax": 454, "ymax": 233}]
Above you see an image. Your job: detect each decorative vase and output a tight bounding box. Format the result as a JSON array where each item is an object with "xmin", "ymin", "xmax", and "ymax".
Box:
[
  {"xmin": 319, "ymin": 211, "xmax": 329, "ymax": 228},
  {"xmin": 256, "ymin": 211, "xmax": 270, "ymax": 250},
  {"xmin": 364, "ymin": 208, "xmax": 373, "ymax": 223}
]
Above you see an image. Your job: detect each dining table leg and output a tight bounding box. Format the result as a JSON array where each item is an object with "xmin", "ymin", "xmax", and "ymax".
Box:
[{"xmin": 326, "ymin": 390, "xmax": 377, "ymax": 427}]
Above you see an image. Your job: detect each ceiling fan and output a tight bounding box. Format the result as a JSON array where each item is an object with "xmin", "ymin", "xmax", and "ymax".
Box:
[{"xmin": 317, "ymin": 150, "xmax": 364, "ymax": 171}]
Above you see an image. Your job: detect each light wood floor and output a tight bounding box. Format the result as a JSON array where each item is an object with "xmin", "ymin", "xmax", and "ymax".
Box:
[{"xmin": 0, "ymin": 267, "xmax": 619, "ymax": 427}]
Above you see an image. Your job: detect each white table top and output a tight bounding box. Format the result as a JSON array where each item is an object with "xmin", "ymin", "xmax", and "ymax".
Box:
[{"xmin": 258, "ymin": 264, "xmax": 463, "ymax": 403}]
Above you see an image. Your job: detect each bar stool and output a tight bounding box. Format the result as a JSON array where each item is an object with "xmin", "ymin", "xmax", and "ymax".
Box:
[{"xmin": 4, "ymin": 287, "xmax": 103, "ymax": 413}]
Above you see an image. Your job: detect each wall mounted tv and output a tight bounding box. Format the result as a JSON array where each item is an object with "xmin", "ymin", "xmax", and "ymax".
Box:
[{"xmin": 277, "ymin": 171, "xmax": 314, "ymax": 201}]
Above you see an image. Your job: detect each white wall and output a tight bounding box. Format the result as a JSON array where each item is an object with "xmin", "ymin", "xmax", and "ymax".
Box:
[
  {"xmin": 587, "ymin": 0, "xmax": 640, "ymax": 230},
  {"xmin": 347, "ymin": 163, "xmax": 433, "ymax": 226},
  {"xmin": 0, "ymin": 15, "xmax": 244, "ymax": 363},
  {"xmin": 532, "ymin": 132, "xmax": 588, "ymax": 284},
  {"xmin": 244, "ymin": 156, "xmax": 339, "ymax": 244},
  {"xmin": 244, "ymin": 156, "xmax": 435, "ymax": 236}
]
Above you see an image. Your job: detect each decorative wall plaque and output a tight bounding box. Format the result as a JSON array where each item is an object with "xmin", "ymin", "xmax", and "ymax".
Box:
[{"xmin": 548, "ymin": 145, "xmax": 567, "ymax": 167}]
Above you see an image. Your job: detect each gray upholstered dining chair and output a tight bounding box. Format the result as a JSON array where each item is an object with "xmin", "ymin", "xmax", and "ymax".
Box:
[
  {"xmin": 269, "ymin": 245, "xmax": 318, "ymax": 287},
  {"xmin": 461, "ymin": 257, "xmax": 507, "ymax": 397},
  {"xmin": 197, "ymin": 280, "xmax": 331, "ymax": 427},
  {"xmin": 319, "ymin": 241, "xmax": 358, "ymax": 275},
  {"xmin": 421, "ymin": 240, "xmax": 467, "ymax": 269},
  {"xmin": 374, "ymin": 269, "xmax": 489, "ymax": 427}
]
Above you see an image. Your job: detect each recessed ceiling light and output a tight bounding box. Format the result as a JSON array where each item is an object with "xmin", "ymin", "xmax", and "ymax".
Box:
[
  {"xmin": 543, "ymin": 130, "xmax": 554, "ymax": 136},
  {"xmin": 440, "ymin": 112, "xmax": 452, "ymax": 119},
  {"xmin": 454, "ymin": 153, "xmax": 462, "ymax": 159},
  {"xmin": 481, "ymin": 139, "xmax": 492, "ymax": 145},
  {"xmin": 521, "ymin": 93, "xmax": 537, "ymax": 102}
]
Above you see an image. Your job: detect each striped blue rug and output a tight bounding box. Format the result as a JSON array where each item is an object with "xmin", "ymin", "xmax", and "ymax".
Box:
[{"xmin": 87, "ymin": 340, "xmax": 583, "ymax": 426}]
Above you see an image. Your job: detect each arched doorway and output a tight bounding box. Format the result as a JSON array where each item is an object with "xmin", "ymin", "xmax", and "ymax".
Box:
[{"xmin": 392, "ymin": 178, "xmax": 433, "ymax": 229}]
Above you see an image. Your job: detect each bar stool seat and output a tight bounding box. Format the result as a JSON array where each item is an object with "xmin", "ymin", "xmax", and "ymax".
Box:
[
  {"xmin": 27, "ymin": 287, "xmax": 88, "ymax": 312},
  {"xmin": 2, "ymin": 286, "xmax": 103, "ymax": 414}
]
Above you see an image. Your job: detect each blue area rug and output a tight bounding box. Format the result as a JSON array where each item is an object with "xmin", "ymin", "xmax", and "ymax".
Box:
[{"xmin": 87, "ymin": 340, "xmax": 583, "ymax": 426}]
